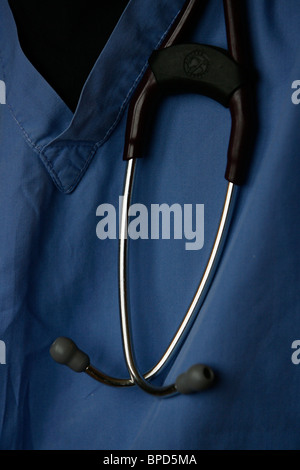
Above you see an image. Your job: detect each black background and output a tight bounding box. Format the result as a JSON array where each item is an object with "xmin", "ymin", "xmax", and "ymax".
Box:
[{"xmin": 8, "ymin": 0, "xmax": 130, "ymax": 111}]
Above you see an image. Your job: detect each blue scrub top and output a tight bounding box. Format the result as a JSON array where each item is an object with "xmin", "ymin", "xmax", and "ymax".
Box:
[{"xmin": 0, "ymin": 0, "xmax": 300, "ymax": 450}]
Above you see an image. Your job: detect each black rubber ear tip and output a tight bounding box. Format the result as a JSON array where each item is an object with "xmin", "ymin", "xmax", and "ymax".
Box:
[
  {"xmin": 50, "ymin": 337, "xmax": 90, "ymax": 373},
  {"xmin": 175, "ymin": 364, "xmax": 215, "ymax": 394}
]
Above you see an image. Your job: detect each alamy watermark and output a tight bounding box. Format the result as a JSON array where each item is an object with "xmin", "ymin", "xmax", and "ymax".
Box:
[
  {"xmin": 291, "ymin": 340, "xmax": 300, "ymax": 364},
  {"xmin": 291, "ymin": 80, "xmax": 300, "ymax": 105},
  {"xmin": 96, "ymin": 197, "xmax": 204, "ymax": 251},
  {"xmin": 0, "ymin": 80, "xmax": 5, "ymax": 104},
  {"xmin": 0, "ymin": 340, "xmax": 6, "ymax": 364}
]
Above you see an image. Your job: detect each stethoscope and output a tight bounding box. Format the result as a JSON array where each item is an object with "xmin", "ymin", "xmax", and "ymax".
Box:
[{"xmin": 50, "ymin": 0, "xmax": 254, "ymax": 397}]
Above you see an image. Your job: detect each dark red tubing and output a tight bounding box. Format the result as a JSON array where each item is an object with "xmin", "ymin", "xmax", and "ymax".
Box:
[
  {"xmin": 123, "ymin": 0, "xmax": 201, "ymax": 161},
  {"xmin": 223, "ymin": 0, "xmax": 254, "ymax": 185}
]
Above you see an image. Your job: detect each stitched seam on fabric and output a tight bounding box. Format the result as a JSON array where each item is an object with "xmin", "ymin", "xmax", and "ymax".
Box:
[
  {"xmin": 0, "ymin": 49, "xmax": 43, "ymax": 152},
  {"xmin": 7, "ymin": 104, "xmax": 43, "ymax": 151},
  {"xmin": 0, "ymin": 49, "xmax": 65, "ymax": 190},
  {"xmin": 39, "ymin": 155, "xmax": 65, "ymax": 192},
  {"xmin": 0, "ymin": 48, "xmax": 90, "ymax": 192},
  {"xmin": 41, "ymin": 141, "xmax": 98, "ymax": 192},
  {"xmin": 43, "ymin": 142, "xmax": 95, "ymax": 150},
  {"xmin": 62, "ymin": 144, "xmax": 99, "ymax": 193},
  {"xmin": 0, "ymin": 47, "xmax": 82, "ymax": 194},
  {"xmin": 0, "ymin": 55, "xmax": 64, "ymax": 192}
]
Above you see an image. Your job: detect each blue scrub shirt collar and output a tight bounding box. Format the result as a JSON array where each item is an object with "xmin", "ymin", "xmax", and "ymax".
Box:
[{"xmin": 0, "ymin": 0, "xmax": 186, "ymax": 193}]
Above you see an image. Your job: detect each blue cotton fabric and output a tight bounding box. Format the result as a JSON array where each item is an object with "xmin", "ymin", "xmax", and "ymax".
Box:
[{"xmin": 0, "ymin": 0, "xmax": 299, "ymax": 450}]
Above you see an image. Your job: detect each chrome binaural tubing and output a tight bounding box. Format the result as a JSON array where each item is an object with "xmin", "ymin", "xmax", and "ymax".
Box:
[{"xmin": 85, "ymin": 159, "xmax": 237, "ymax": 396}]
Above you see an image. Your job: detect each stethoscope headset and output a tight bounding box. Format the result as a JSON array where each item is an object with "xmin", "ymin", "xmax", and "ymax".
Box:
[{"xmin": 50, "ymin": 0, "xmax": 254, "ymax": 397}]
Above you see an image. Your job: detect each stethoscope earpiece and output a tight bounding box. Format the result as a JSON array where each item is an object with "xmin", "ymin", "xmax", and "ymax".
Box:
[
  {"xmin": 175, "ymin": 364, "xmax": 215, "ymax": 394},
  {"xmin": 50, "ymin": 336, "xmax": 215, "ymax": 396},
  {"xmin": 50, "ymin": 337, "xmax": 90, "ymax": 373}
]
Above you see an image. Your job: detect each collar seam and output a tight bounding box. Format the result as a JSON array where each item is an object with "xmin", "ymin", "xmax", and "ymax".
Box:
[
  {"xmin": 40, "ymin": 142, "xmax": 100, "ymax": 194},
  {"xmin": 0, "ymin": 49, "xmax": 43, "ymax": 152},
  {"xmin": 0, "ymin": 4, "xmax": 182, "ymax": 155}
]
